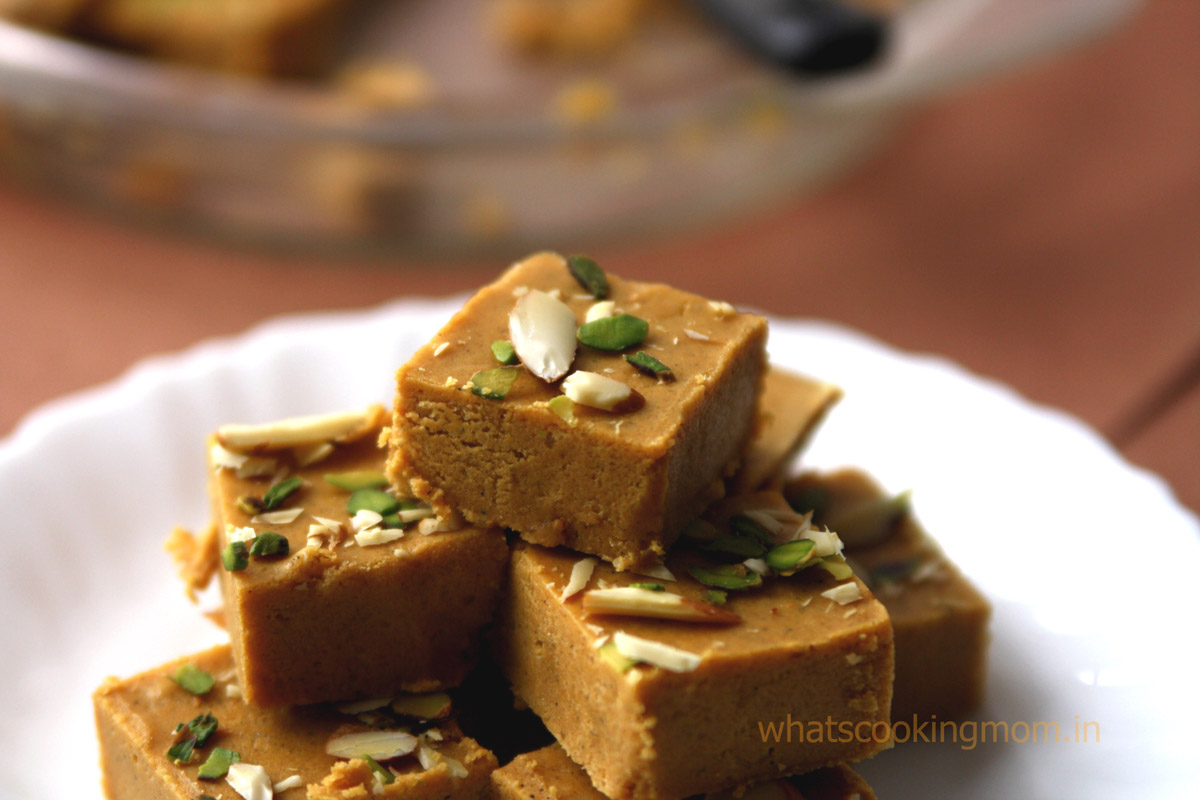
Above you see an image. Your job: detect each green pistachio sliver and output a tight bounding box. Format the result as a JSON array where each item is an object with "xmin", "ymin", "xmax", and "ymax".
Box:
[
  {"xmin": 324, "ymin": 470, "xmax": 389, "ymax": 492},
  {"xmin": 185, "ymin": 713, "xmax": 218, "ymax": 747},
  {"xmin": 813, "ymin": 556, "xmax": 855, "ymax": 581},
  {"xmin": 870, "ymin": 559, "xmax": 920, "ymax": 585},
  {"xmin": 468, "ymin": 367, "xmax": 520, "ymax": 400},
  {"xmin": 221, "ymin": 541, "xmax": 249, "ymax": 572},
  {"xmin": 197, "ymin": 748, "xmax": 240, "ymax": 780},
  {"xmin": 235, "ymin": 496, "xmax": 264, "ymax": 515},
  {"xmin": 624, "ymin": 351, "xmax": 675, "ymax": 381},
  {"xmin": 261, "ymin": 476, "xmax": 303, "ymax": 511},
  {"xmin": 491, "ymin": 340, "xmax": 519, "ymax": 365},
  {"xmin": 765, "ymin": 539, "xmax": 816, "ymax": 572},
  {"xmin": 577, "ymin": 314, "xmax": 649, "ymax": 352},
  {"xmin": 567, "ymin": 255, "xmax": 610, "ymax": 299},
  {"xmin": 167, "ymin": 737, "xmax": 197, "ymax": 764},
  {"xmin": 682, "ymin": 518, "xmax": 721, "ymax": 543},
  {"xmin": 171, "ymin": 664, "xmax": 215, "ymax": 695},
  {"xmin": 249, "ymin": 531, "xmax": 289, "ymax": 558},
  {"xmin": 200, "ymin": 796, "xmax": 218, "ymax": 800},
  {"xmin": 701, "ymin": 534, "xmax": 767, "ymax": 559},
  {"xmin": 704, "ymin": 589, "xmax": 728, "ymax": 606},
  {"xmin": 687, "ymin": 565, "xmax": 763, "ymax": 591},
  {"xmin": 547, "ymin": 395, "xmax": 576, "ymax": 425},
  {"xmin": 364, "ymin": 755, "xmax": 395, "ymax": 785},
  {"xmin": 629, "ymin": 582, "xmax": 665, "ymax": 591},
  {"xmin": 728, "ymin": 515, "xmax": 774, "ymax": 549},
  {"xmin": 347, "ymin": 488, "xmax": 401, "ymax": 517},
  {"xmin": 597, "ymin": 641, "xmax": 636, "ymax": 672}
]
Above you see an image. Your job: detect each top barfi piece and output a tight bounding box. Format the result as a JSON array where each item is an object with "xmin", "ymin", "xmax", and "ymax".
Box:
[{"xmin": 387, "ymin": 252, "xmax": 768, "ymax": 570}]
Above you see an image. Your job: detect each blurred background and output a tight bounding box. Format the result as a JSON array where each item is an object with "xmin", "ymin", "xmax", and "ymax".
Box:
[{"xmin": 0, "ymin": 0, "xmax": 1195, "ymax": 511}]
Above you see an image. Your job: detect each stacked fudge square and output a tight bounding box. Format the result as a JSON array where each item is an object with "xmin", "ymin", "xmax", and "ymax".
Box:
[{"xmin": 94, "ymin": 252, "xmax": 990, "ymax": 800}]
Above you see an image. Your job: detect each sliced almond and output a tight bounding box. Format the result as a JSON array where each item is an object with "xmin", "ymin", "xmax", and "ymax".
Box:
[
  {"xmin": 508, "ymin": 289, "xmax": 577, "ymax": 382},
  {"xmin": 391, "ymin": 692, "xmax": 452, "ymax": 720},
  {"xmin": 611, "ymin": 631, "xmax": 701, "ymax": 673},
  {"xmin": 226, "ymin": 763, "xmax": 273, "ymax": 800},
  {"xmin": 820, "ymin": 581, "xmax": 864, "ymax": 606},
  {"xmin": 272, "ymin": 776, "xmax": 303, "ymax": 793},
  {"xmin": 632, "ymin": 563, "xmax": 676, "ymax": 582},
  {"xmin": 583, "ymin": 588, "xmax": 741, "ymax": 625},
  {"xmin": 293, "ymin": 441, "xmax": 334, "ymax": 467},
  {"xmin": 585, "ymin": 300, "xmax": 616, "ymax": 323},
  {"xmin": 325, "ymin": 729, "xmax": 418, "ymax": 760},
  {"xmin": 561, "ymin": 557, "xmax": 597, "ymax": 601},
  {"xmin": 251, "ymin": 508, "xmax": 303, "ymax": 525},
  {"xmin": 217, "ymin": 406, "xmax": 381, "ymax": 453},
  {"xmin": 561, "ymin": 371, "xmax": 641, "ymax": 412}
]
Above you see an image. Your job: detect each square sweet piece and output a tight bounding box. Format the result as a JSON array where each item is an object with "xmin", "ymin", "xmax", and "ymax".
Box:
[
  {"xmin": 729, "ymin": 367, "xmax": 842, "ymax": 494},
  {"xmin": 387, "ymin": 251, "xmax": 769, "ymax": 571},
  {"xmin": 204, "ymin": 406, "xmax": 509, "ymax": 706},
  {"xmin": 786, "ymin": 469, "xmax": 991, "ymax": 721},
  {"xmin": 492, "ymin": 743, "xmax": 877, "ymax": 800},
  {"xmin": 94, "ymin": 644, "xmax": 497, "ymax": 800},
  {"xmin": 492, "ymin": 524, "xmax": 894, "ymax": 800}
]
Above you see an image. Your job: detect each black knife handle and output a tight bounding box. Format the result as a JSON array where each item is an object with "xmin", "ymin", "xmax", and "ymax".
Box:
[{"xmin": 693, "ymin": 0, "xmax": 889, "ymax": 75}]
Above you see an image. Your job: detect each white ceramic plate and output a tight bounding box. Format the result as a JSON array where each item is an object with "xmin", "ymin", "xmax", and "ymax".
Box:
[{"xmin": 1, "ymin": 298, "xmax": 1196, "ymax": 799}]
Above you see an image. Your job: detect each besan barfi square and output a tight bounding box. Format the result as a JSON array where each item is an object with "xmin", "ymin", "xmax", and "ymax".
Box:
[
  {"xmin": 387, "ymin": 251, "xmax": 768, "ymax": 571},
  {"xmin": 184, "ymin": 405, "xmax": 508, "ymax": 706},
  {"xmin": 492, "ymin": 490, "xmax": 894, "ymax": 800}
]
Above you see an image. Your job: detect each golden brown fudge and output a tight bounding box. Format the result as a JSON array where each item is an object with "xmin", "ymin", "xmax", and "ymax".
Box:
[
  {"xmin": 729, "ymin": 367, "xmax": 842, "ymax": 495},
  {"xmin": 492, "ymin": 743, "xmax": 877, "ymax": 800},
  {"xmin": 83, "ymin": 0, "xmax": 349, "ymax": 77},
  {"xmin": 787, "ymin": 469, "xmax": 991, "ymax": 721},
  {"xmin": 0, "ymin": 0, "xmax": 91, "ymax": 29},
  {"xmin": 492, "ymin": 530, "xmax": 893, "ymax": 800},
  {"xmin": 94, "ymin": 644, "xmax": 496, "ymax": 800},
  {"xmin": 388, "ymin": 252, "xmax": 768, "ymax": 571},
  {"xmin": 204, "ymin": 406, "xmax": 508, "ymax": 706}
]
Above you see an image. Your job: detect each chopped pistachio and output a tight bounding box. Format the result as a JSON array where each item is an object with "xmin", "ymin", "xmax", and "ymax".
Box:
[
  {"xmin": 701, "ymin": 534, "xmax": 767, "ymax": 559},
  {"xmin": 248, "ymin": 532, "xmax": 289, "ymax": 558},
  {"xmin": 624, "ymin": 351, "xmax": 675, "ymax": 381},
  {"xmin": 468, "ymin": 367, "xmax": 520, "ymax": 400},
  {"xmin": 546, "ymin": 395, "xmax": 576, "ymax": 425},
  {"xmin": 347, "ymin": 489, "xmax": 400, "ymax": 517},
  {"xmin": 491, "ymin": 340, "xmax": 519, "ymax": 365},
  {"xmin": 629, "ymin": 582, "xmax": 664, "ymax": 591},
  {"xmin": 167, "ymin": 737, "xmax": 197, "ymax": 764},
  {"xmin": 197, "ymin": 747, "xmax": 240, "ymax": 780},
  {"xmin": 728, "ymin": 514, "xmax": 774, "ymax": 549},
  {"xmin": 687, "ymin": 564, "xmax": 763, "ymax": 591},
  {"xmin": 171, "ymin": 664, "xmax": 215, "ymax": 695},
  {"xmin": 705, "ymin": 589, "xmax": 728, "ymax": 606},
  {"xmin": 235, "ymin": 496, "xmax": 265, "ymax": 515},
  {"xmin": 363, "ymin": 755, "xmax": 395, "ymax": 785},
  {"xmin": 577, "ymin": 314, "xmax": 649, "ymax": 352},
  {"xmin": 261, "ymin": 476, "xmax": 302, "ymax": 511},
  {"xmin": 813, "ymin": 556, "xmax": 855, "ymax": 581},
  {"xmin": 221, "ymin": 541, "xmax": 249, "ymax": 572},
  {"xmin": 597, "ymin": 640, "xmax": 635, "ymax": 672},
  {"xmin": 324, "ymin": 470, "xmax": 389, "ymax": 492},
  {"xmin": 765, "ymin": 539, "xmax": 817, "ymax": 572},
  {"xmin": 566, "ymin": 255, "xmax": 610, "ymax": 299},
  {"xmin": 185, "ymin": 712, "xmax": 219, "ymax": 747}
]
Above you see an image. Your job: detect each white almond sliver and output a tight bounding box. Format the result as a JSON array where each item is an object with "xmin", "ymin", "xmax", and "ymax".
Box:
[
  {"xmin": 560, "ymin": 557, "xmax": 597, "ymax": 601},
  {"xmin": 585, "ymin": 300, "xmax": 616, "ymax": 322},
  {"xmin": 325, "ymin": 730, "xmax": 417, "ymax": 760},
  {"xmin": 397, "ymin": 507, "xmax": 437, "ymax": 523},
  {"xmin": 742, "ymin": 558, "xmax": 769, "ymax": 576},
  {"xmin": 272, "ymin": 775, "xmax": 303, "ymax": 793},
  {"xmin": 252, "ymin": 508, "xmax": 303, "ymax": 525},
  {"xmin": 803, "ymin": 529, "xmax": 844, "ymax": 558},
  {"xmin": 235, "ymin": 456, "xmax": 279, "ymax": 479},
  {"xmin": 820, "ymin": 582, "xmax": 864, "ymax": 606},
  {"xmin": 583, "ymin": 588, "xmax": 739, "ymax": 624},
  {"xmin": 226, "ymin": 525, "xmax": 257, "ymax": 543},
  {"xmin": 509, "ymin": 289, "xmax": 578, "ymax": 382},
  {"xmin": 683, "ymin": 328, "xmax": 711, "ymax": 342},
  {"xmin": 561, "ymin": 371, "xmax": 631, "ymax": 411},
  {"xmin": 351, "ymin": 510, "xmax": 384, "ymax": 532},
  {"xmin": 218, "ymin": 407, "xmax": 375, "ymax": 452},
  {"xmin": 612, "ymin": 631, "xmax": 701, "ymax": 673},
  {"xmin": 293, "ymin": 442, "xmax": 334, "ymax": 467},
  {"xmin": 211, "ymin": 443, "xmax": 249, "ymax": 470},
  {"xmin": 632, "ymin": 564, "xmax": 676, "ymax": 582},
  {"xmin": 226, "ymin": 763, "xmax": 274, "ymax": 800},
  {"xmin": 355, "ymin": 527, "xmax": 405, "ymax": 547}
]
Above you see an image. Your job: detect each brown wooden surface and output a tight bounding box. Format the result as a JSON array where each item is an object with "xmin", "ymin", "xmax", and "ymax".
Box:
[{"xmin": 1, "ymin": 0, "xmax": 1196, "ymax": 513}]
